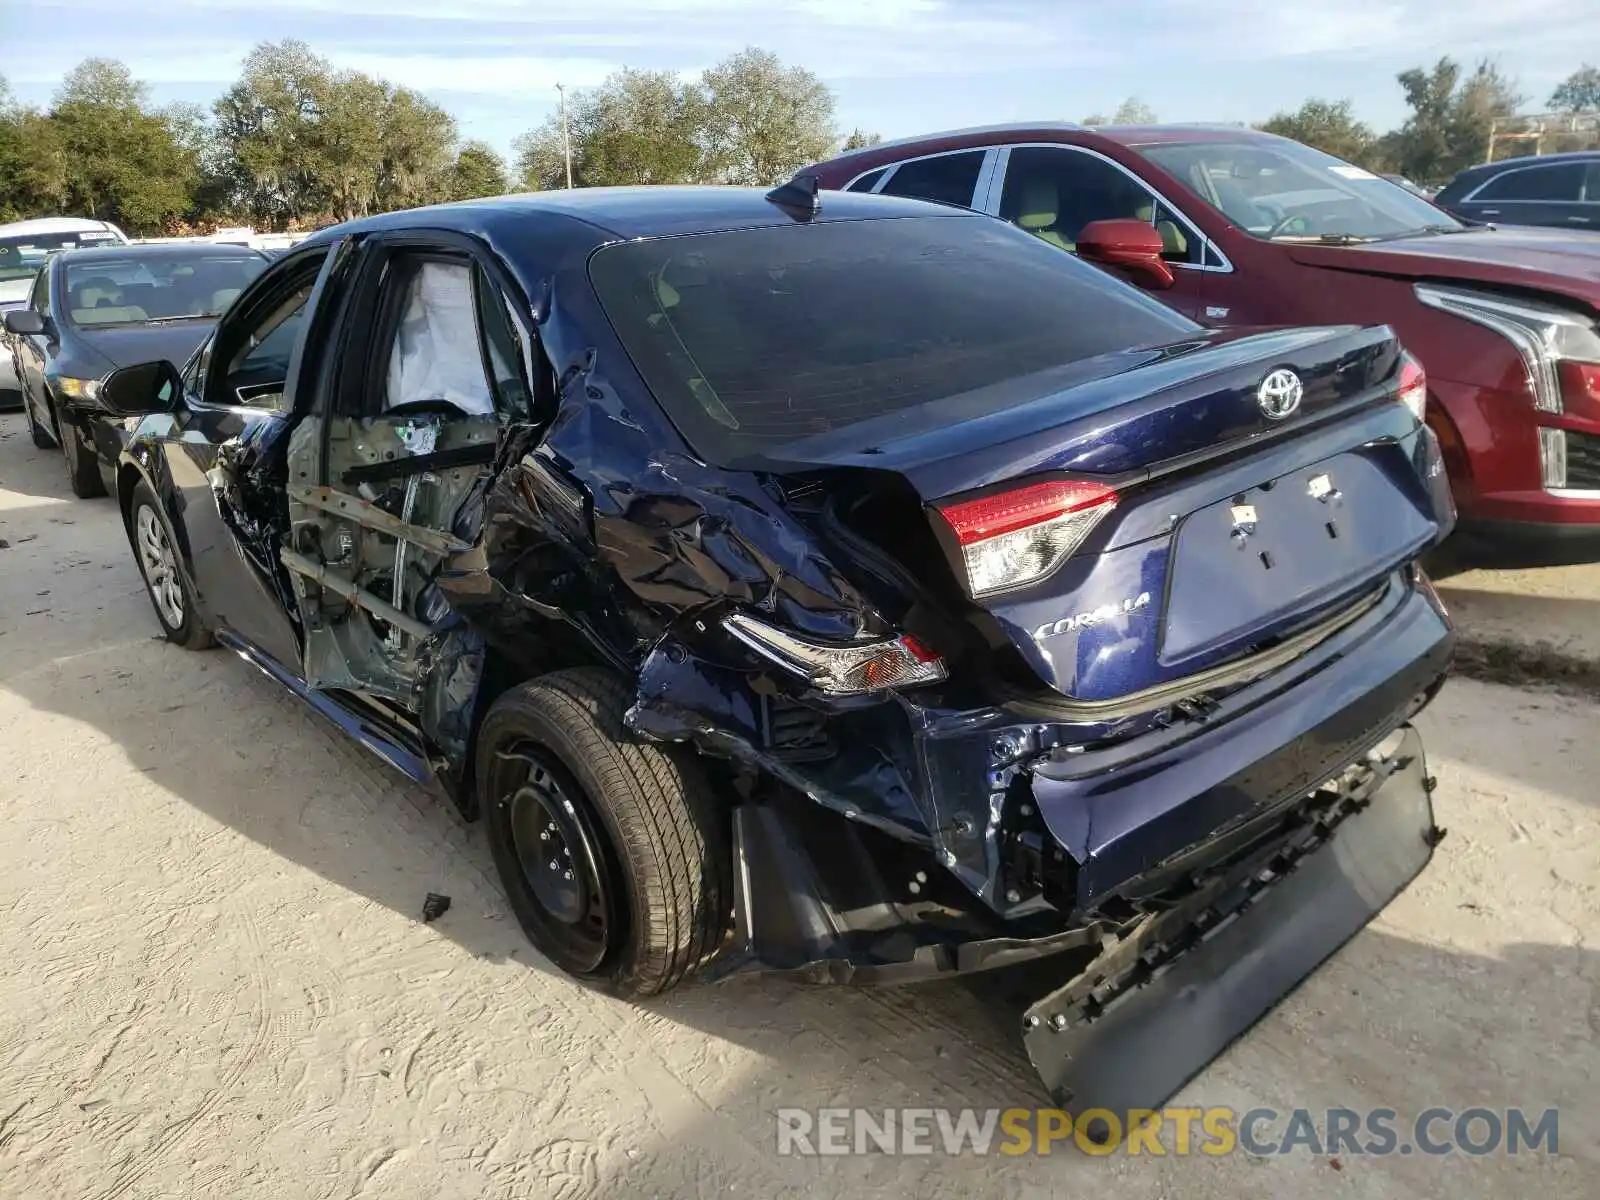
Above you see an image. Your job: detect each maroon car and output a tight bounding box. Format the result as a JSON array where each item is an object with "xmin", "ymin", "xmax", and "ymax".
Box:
[{"xmin": 805, "ymin": 124, "xmax": 1600, "ymax": 567}]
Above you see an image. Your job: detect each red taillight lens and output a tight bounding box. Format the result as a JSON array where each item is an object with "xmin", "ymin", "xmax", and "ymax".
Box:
[
  {"xmin": 939, "ymin": 481, "xmax": 1117, "ymax": 545},
  {"xmin": 1396, "ymin": 352, "xmax": 1427, "ymax": 423},
  {"xmin": 937, "ymin": 480, "xmax": 1118, "ymax": 596},
  {"xmin": 1558, "ymin": 360, "xmax": 1600, "ymax": 414}
]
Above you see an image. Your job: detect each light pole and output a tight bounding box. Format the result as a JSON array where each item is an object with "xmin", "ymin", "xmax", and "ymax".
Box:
[{"xmin": 556, "ymin": 82, "xmax": 573, "ymax": 189}]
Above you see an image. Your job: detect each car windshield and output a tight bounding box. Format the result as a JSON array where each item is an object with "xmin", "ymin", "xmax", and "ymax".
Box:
[
  {"xmin": 1136, "ymin": 139, "xmax": 1461, "ymax": 241},
  {"xmin": 63, "ymin": 251, "xmax": 267, "ymax": 327},
  {"xmin": 0, "ymin": 230, "xmax": 121, "ymax": 283},
  {"xmin": 588, "ymin": 214, "xmax": 1197, "ymax": 465}
]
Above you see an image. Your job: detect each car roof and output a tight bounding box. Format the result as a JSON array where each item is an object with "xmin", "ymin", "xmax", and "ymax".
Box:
[
  {"xmin": 1456, "ymin": 149, "xmax": 1600, "ymax": 175},
  {"xmin": 0, "ymin": 216, "xmax": 122, "ymax": 237},
  {"xmin": 53, "ymin": 242, "xmax": 268, "ymax": 263},
  {"xmin": 808, "ymin": 122, "xmax": 1284, "ymax": 175},
  {"xmin": 309, "ymin": 185, "xmax": 974, "ymax": 244}
]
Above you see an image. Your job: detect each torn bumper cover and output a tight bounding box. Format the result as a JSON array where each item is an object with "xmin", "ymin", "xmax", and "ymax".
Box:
[
  {"xmin": 1019, "ymin": 725, "xmax": 1437, "ymax": 1118},
  {"xmin": 732, "ymin": 724, "xmax": 1440, "ymax": 1116}
]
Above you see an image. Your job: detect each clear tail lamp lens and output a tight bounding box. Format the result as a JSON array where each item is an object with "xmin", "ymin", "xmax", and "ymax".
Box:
[
  {"xmin": 936, "ymin": 480, "xmax": 1118, "ymax": 597},
  {"xmin": 722, "ymin": 613, "xmax": 947, "ymax": 696},
  {"xmin": 1415, "ymin": 283, "xmax": 1600, "ymax": 415}
]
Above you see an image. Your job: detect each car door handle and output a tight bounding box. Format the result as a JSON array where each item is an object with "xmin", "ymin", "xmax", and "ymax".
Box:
[
  {"xmin": 1567, "ymin": 215, "xmax": 1591, "ymax": 223},
  {"xmin": 1479, "ymin": 208, "xmax": 1500, "ymax": 215}
]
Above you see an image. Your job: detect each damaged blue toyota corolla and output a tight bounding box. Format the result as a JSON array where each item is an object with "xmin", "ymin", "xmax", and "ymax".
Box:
[{"xmin": 100, "ymin": 181, "xmax": 1455, "ymax": 1120}]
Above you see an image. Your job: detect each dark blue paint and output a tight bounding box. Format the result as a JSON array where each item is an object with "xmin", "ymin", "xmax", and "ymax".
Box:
[
  {"xmin": 216, "ymin": 629, "xmax": 431, "ymax": 782},
  {"xmin": 112, "ymin": 186, "xmax": 1456, "ymax": 922}
]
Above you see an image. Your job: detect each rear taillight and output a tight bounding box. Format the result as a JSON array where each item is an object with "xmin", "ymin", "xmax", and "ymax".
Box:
[
  {"xmin": 1396, "ymin": 352, "xmax": 1427, "ymax": 423},
  {"xmin": 937, "ymin": 480, "xmax": 1117, "ymax": 597},
  {"xmin": 722, "ymin": 613, "xmax": 948, "ymax": 696}
]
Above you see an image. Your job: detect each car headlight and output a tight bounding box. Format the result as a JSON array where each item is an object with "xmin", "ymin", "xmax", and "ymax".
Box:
[
  {"xmin": 55, "ymin": 376, "xmax": 103, "ymax": 402},
  {"xmin": 1415, "ymin": 283, "xmax": 1600, "ymax": 414}
]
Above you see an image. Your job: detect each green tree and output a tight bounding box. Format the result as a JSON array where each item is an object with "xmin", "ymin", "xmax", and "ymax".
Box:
[
  {"xmin": 1391, "ymin": 57, "xmax": 1521, "ymax": 183},
  {"xmin": 1550, "ymin": 64, "xmax": 1600, "ymax": 113},
  {"xmin": 375, "ymin": 86, "xmax": 457, "ymax": 211},
  {"xmin": 0, "ymin": 76, "xmax": 70, "ymax": 221},
  {"xmin": 449, "ymin": 140, "xmax": 511, "ymax": 200},
  {"xmin": 50, "ymin": 58, "xmax": 197, "ymax": 233},
  {"xmin": 214, "ymin": 40, "xmax": 333, "ymax": 226},
  {"xmin": 515, "ymin": 68, "xmax": 707, "ymax": 189},
  {"xmin": 1112, "ymin": 96, "xmax": 1156, "ymax": 125},
  {"xmin": 1451, "ymin": 60, "xmax": 1523, "ymax": 167},
  {"xmin": 317, "ymin": 70, "xmax": 387, "ymax": 221},
  {"xmin": 701, "ymin": 47, "xmax": 835, "ymax": 185},
  {"xmin": 841, "ymin": 127, "xmax": 881, "ymax": 151},
  {"xmin": 1257, "ymin": 98, "xmax": 1377, "ymax": 165}
]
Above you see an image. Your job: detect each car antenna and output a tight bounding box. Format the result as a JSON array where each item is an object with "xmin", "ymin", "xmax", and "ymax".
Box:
[{"xmin": 765, "ymin": 174, "xmax": 821, "ymax": 219}]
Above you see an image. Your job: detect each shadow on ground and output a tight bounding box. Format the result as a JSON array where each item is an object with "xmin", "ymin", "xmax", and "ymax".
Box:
[{"xmin": 1, "ymin": 412, "xmax": 1595, "ymax": 1200}]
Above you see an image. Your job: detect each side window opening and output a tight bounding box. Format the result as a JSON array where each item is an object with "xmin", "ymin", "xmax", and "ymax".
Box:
[
  {"xmin": 363, "ymin": 254, "xmax": 536, "ymax": 424},
  {"xmin": 845, "ymin": 167, "xmax": 889, "ymax": 193},
  {"xmin": 1476, "ymin": 163, "xmax": 1585, "ymax": 203},
  {"xmin": 999, "ymin": 147, "xmax": 1204, "ymax": 266},
  {"xmin": 877, "ymin": 151, "xmax": 986, "ymax": 208},
  {"xmin": 383, "ymin": 259, "xmax": 496, "ymax": 416},
  {"xmin": 217, "ymin": 278, "xmax": 316, "ymax": 410}
]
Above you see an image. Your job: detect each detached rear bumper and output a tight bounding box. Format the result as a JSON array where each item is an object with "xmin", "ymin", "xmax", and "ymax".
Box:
[{"xmin": 1021, "ymin": 726, "xmax": 1438, "ymax": 1117}]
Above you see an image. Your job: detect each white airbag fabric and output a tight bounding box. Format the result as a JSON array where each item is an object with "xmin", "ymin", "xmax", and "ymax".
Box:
[{"xmin": 385, "ymin": 261, "xmax": 495, "ymax": 415}]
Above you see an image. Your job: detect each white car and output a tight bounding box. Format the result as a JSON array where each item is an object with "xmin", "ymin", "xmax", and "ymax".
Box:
[{"xmin": 1, "ymin": 217, "xmax": 130, "ymax": 405}]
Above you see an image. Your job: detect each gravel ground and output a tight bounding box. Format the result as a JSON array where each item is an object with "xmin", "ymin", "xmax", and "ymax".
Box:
[{"xmin": 1, "ymin": 412, "xmax": 1597, "ymax": 1199}]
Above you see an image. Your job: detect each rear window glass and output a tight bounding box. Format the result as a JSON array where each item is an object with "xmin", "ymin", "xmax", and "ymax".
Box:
[{"xmin": 588, "ymin": 214, "xmax": 1195, "ymax": 465}]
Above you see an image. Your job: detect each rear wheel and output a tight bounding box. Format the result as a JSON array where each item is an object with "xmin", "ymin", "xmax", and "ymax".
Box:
[
  {"xmin": 129, "ymin": 480, "xmax": 214, "ymax": 649},
  {"xmin": 477, "ymin": 668, "xmax": 730, "ymax": 996},
  {"xmin": 60, "ymin": 410, "xmax": 107, "ymax": 498}
]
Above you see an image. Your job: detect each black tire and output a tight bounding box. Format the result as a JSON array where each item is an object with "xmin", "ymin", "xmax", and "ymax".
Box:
[
  {"xmin": 60, "ymin": 409, "xmax": 107, "ymax": 498},
  {"xmin": 25, "ymin": 396, "xmax": 55, "ymax": 449},
  {"xmin": 477, "ymin": 668, "xmax": 730, "ymax": 996},
  {"xmin": 128, "ymin": 479, "xmax": 214, "ymax": 650}
]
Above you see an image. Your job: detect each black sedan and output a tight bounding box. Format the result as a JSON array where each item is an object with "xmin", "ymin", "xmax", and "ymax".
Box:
[
  {"xmin": 3, "ymin": 242, "xmax": 270, "ymax": 497},
  {"xmin": 1435, "ymin": 150, "xmax": 1600, "ymax": 231}
]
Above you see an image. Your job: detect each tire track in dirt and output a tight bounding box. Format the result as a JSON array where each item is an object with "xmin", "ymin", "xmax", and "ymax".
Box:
[{"xmin": 89, "ymin": 905, "xmax": 274, "ymax": 1200}]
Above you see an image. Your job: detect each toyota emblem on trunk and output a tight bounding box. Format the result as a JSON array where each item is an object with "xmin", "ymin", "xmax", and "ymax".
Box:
[{"xmin": 1256, "ymin": 369, "xmax": 1304, "ymax": 420}]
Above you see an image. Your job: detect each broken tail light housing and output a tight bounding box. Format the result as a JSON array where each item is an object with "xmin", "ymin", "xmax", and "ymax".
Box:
[
  {"xmin": 937, "ymin": 480, "xmax": 1118, "ymax": 597},
  {"xmin": 722, "ymin": 613, "xmax": 948, "ymax": 696},
  {"xmin": 1396, "ymin": 352, "xmax": 1427, "ymax": 423}
]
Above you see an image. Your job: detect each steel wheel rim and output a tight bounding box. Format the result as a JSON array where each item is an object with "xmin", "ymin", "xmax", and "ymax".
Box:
[
  {"xmin": 135, "ymin": 505, "xmax": 185, "ymax": 629},
  {"xmin": 494, "ymin": 744, "xmax": 616, "ymax": 971}
]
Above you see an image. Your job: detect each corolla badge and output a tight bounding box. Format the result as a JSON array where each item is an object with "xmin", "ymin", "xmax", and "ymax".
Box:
[
  {"xmin": 1256, "ymin": 368, "xmax": 1304, "ymax": 420},
  {"xmin": 1034, "ymin": 592, "xmax": 1152, "ymax": 640}
]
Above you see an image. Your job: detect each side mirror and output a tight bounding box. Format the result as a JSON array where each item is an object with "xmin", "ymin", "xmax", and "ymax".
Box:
[
  {"xmin": 101, "ymin": 360, "xmax": 181, "ymax": 417},
  {"xmin": 3, "ymin": 308, "xmax": 46, "ymax": 336},
  {"xmin": 1076, "ymin": 219, "xmax": 1176, "ymax": 291}
]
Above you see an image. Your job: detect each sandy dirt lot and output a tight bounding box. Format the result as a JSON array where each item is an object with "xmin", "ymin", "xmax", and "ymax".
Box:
[{"xmin": 1, "ymin": 411, "xmax": 1597, "ymax": 1199}]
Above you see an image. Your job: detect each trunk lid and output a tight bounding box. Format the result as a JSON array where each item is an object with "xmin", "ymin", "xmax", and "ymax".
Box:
[
  {"xmin": 758, "ymin": 325, "xmax": 1398, "ymax": 497},
  {"xmin": 770, "ymin": 324, "xmax": 1447, "ymax": 702}
]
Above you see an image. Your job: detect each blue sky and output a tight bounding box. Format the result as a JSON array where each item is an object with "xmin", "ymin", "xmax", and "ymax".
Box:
[{"xmin": 3, "ymin": 0, "xmax": 1597, "ymax": 161}]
